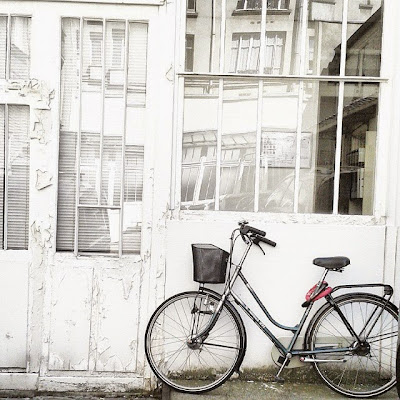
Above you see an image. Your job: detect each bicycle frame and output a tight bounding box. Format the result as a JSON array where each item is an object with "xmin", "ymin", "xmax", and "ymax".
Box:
[{"xmin": 192, "ymin": 233, "xmax": 394, "ymax": 366}]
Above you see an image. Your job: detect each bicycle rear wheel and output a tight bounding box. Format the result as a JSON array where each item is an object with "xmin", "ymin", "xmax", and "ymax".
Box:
[
  {"xmin": 305, "ymin": 293, "xmax": 398, "ymax": 398},
  {"xmin": 145, "ymin": 290, "xmax": 246, "ymax": 393}
]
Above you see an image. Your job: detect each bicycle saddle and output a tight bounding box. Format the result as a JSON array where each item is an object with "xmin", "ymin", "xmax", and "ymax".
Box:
[{"xmin": 313, "ymin": 256, "xmax": 350, "ymax": 271}]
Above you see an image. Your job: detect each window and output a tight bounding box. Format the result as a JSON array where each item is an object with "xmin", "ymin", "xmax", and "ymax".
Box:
[
  {"xmin": 57, "ymin": 18, "xmax": 148, "ymax": 255},
  {"xmin": 0, "ymin": 105, "xmax": 30, "ymax": 249},
  {"xmin": 181, "ymin": 0, "xmax": 384, "ymax": 216},
  {"xmin": 0, "ymin": 15, "xmax": 31, "ymax": 79},
  {"xmin": 230, "ymin": 32, "xmax": 285, "ymax": 74},
  {"xmin": 235, "ymin": 0, "xmax": 289, "ymax": 11},
  {"xmin": 187, "ymin": 0, "xmax": 196, "ymax": 12},
  {"xmin": 185, "ymin": 34, "xmax": 194, "ymax": 72}
]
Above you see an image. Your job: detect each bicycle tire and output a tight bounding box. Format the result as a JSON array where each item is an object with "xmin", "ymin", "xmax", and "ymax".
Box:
[
  {"xmin": 145, "ymin": 290, "xmax": 246, "ymax": 393},
  {"xmin": 305, "ymin": 293, "xmax": 398, "ymax": 398}
]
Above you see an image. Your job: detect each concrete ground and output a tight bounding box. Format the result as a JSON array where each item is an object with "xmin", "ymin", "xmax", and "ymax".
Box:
[{"xmin": 166, "ymin": 381, "xmax": 399, "ymax": 400}]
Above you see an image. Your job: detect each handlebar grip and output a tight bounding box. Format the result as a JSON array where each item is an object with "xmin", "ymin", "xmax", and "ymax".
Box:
[
  {"xmin": 241, "ymin": 225, "xmax": 266, "ymax": 237},
  {"xmin": 258, "ymin": 236, "xmax": 277, "ymax": 247}
]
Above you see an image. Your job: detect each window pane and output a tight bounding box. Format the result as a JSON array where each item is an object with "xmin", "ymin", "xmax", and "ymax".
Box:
[
  {"xmin": 123, "ymin": 145, "xmax": 143, "ymax": 254},
  {"xmin": 7, "ymin": 105, "xmax": 30, "ymax": 250},
  {"xmin": 57, "ymin": 18, "xmax": 80, "ymax": 251},
  {"xmin": 80, "ymin": 132, "xmax": 101, "ymax": 205},
  {"xmin": 0, "ymin": 17, "xmax": 7, "ymax": 79},
  {"xmin": 308, "ymin": 1, "xmax": 343, "ymax": 75},
  {"xmin": 259, "ymin": 81, "xmax": 299, "ymax": 213},
  {"xmin": 181, "ymin": 79, "xmax": 219, "ymax": 210},
  {"xmin": 301, "ymin": 81, "xmax": 339, "ymax": 214},
  {"xmin": 10, "ymin": 17, "xmax": 30, "ymax": 79},
  {"xmin": 127, "ymin": 23, "xmax": 148, "ymax": 106},
  {"xmin": 78, "ymin": 208, "xmax": 120, "ymax": 254},
  {"xmin": 345, "ymin": 1, "xmax": 382, "ymax": 77},
  {"xmin": 339, "ymin": 83, "xmax": 378, "ymax": 215},
  {"xmin": 185, "ymin": 0, "xmax": 222, "ymax": 73},
  {"xmin": 82, "ymin": 20, "xmax": 103, "ymax": 132},
  {"xmin": 220, "ymin": 80, "xmax": 257, "ymax": 211}
]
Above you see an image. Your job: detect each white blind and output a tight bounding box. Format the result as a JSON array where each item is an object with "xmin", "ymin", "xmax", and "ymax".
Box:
[
  {"xmin": 57, "ymin": 18, "xmax": 147, "ymax": 255},
  {"xmin": 10, "ymin": 17, "xmax": 31, "ymax": 79},
  {"xmin": 0, "ymin": 17, "xmax": 7, "ymax": 79},
  {"xmin": 6, "ymin": 105, "xmax": 30, "ymax": 250}
]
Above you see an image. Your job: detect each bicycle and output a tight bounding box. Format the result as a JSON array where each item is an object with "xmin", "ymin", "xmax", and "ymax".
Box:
[{"xmin": 145, "ymin": 221, "xmax": 398, "ymax": 398}]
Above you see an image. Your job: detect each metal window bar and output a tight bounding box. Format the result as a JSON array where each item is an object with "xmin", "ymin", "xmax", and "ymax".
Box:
[
  {"xmin": 98, "ymin": 19, "xmax": 106, "ymax": 207},
  {"xmin": 74, "ymin": 18, "xmax": 84, "ymax": 256},
  {"xmin": 293, "ymin": 0, "xmax": 309, "ymax": 213},
  {"xmin": 119, "ymin": 20, "xmax": 129, "ymax": 257},
  {"xmin": 332, "ymin": 0, "xmax": 349, "ymax": 215},
  {"xmin": 3, "ymin": 104, "xmax": 8, "ymax": 249},
  {"xmin": 254, "ymin": 0, "xmax": 267, "ymax": 212}
]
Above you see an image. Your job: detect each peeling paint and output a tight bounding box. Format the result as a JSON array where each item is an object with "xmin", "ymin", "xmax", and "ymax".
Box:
[{"xmin": 36, "ymin": 170, "xmax": 53, "ymax": 190}]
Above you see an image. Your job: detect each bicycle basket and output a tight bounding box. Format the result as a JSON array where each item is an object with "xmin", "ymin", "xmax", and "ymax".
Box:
[{"xmin": 192, "ymin": 244, "xmax": 230, "ymax": 284}]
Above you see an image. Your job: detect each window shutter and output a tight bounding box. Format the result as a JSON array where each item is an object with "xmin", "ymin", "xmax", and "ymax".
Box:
[{"xmin": 6, "ymin": 105, "xmax": 30, "ymax": 250}]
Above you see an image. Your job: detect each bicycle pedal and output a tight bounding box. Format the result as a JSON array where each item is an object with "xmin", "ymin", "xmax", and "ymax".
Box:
[{"xmin": 274, "ymin": 375, "xmax": 285, "ymax": 384}]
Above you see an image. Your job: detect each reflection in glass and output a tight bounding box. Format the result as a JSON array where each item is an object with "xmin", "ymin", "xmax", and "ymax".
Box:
[
  {"xmin": 308, "ymin": 1, "xmax": 343, "ymax": 75},
  {"xmin": 225, "ymin": 0, "xmax": 261, "ymax": 74},
  {"xmin": 220, "ymin": 80, "xmax": 257, "ymax": 211},
  {"xmin": 339, "ymin": 83, "xmax": 378, "ymax": 215},
  {"xmin": 345, "ymin": 1, "xmax": 382, "ymax": 77},
  {"xmin": 259, "ymin": 82, "xmax": 299, "ymax": 213},
  {"xmin": 186, "ymin": 1, "xmax": 221, "ymax": 73},
  {"xmin": 181, "ymin": 80, "xmax": 219, "ymax": 210},
  {"xmin": 301, "ymin": 81, "xmax": 339, "ymax": 214}
]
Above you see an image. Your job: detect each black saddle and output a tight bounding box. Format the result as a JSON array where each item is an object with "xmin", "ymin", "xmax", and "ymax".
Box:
[{"xmin": 313, "ymin": 256, "xmax": 350, "ymax": 271}]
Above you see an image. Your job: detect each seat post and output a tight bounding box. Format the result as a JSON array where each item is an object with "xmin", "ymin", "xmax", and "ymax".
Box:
[{"xmin": 313, "ymin": 268, "xmax": 329, "ymax": 296}]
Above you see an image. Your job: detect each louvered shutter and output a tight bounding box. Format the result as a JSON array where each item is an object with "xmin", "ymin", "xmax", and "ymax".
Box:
[{"xmin": 7, "ymin": 105, "xmax": 30, "ymax": 249}]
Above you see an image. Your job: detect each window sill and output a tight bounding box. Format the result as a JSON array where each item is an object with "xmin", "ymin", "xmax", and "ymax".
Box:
[
  {"xmin": 54, "ymin": 251, "xmax": 142, "ymax": 265},
  {"xmin": 187, "ymin": 11, "xmax": 198, "ymax": 18},
  {"xmin": 359, "ymin": 4, "xmax": 373, "ymax": 10},
  {"xmin": 232, "ymin": 9, "xmax": 291, "ymax": 16},
  {"xmin": 178, "ymin": 209, "xmax": 385, "ymax": 226},
  {"xmin": 312, "ymin": 0, "xmax": 335, "ymax": 4}
]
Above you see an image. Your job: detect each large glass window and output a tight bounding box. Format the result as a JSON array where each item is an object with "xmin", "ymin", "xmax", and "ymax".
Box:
[
  {"xmin": 181, "ymin": 0, "xmax": 384, "ymax": 216},
  {"xmin": 57, "ymin": 18, "xmax": 147, "ymax": 255}
]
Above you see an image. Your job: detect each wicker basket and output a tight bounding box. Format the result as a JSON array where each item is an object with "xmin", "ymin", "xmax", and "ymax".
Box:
[{"xmin": 192, "ymin": 244, "xmax": 229, "ymax": 284}]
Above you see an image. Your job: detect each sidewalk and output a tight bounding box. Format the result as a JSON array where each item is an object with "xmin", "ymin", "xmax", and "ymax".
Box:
[{"xmin": 166, "ymin": 381, "xmax": 399, "ymax": 400}]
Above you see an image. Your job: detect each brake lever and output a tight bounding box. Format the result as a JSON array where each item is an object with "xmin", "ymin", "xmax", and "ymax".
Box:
[{"xmin": 252, "ymin": 236, "xmax": 265, "ymax": 255}]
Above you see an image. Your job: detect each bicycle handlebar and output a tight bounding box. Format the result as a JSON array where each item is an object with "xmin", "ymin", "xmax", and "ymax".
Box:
[{"xmin": 238, "ymin": 222, "xmax": 277, "ymax": 247}]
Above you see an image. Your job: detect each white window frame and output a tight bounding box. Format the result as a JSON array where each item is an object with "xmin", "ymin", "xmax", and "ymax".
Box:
[
  {"xmin": 173, "ymin": 0, "xmax": 390, "ymax": 222},
  {"xmin": 58, "ymin": 17, "xmax": 147, "ymax": 257}
]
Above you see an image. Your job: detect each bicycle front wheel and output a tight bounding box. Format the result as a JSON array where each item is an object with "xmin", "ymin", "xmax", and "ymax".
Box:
[
  {"xmin": 306, "ymin": 293, "xmax": 398, "ymax": 398},
  {"xmin": 145, "ymin": 290, "xmax": 246, "ymax": 393}
]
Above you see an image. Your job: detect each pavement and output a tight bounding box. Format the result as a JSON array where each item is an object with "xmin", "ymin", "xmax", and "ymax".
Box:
[{"xmin": 165, "ymin": 380, "xmax": 400, "ymax": 400}]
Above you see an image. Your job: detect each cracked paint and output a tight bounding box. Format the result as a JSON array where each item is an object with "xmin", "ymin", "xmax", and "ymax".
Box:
[{"xmin": 36, "ymin": 170, "xmax": 53, "ymax": 190}]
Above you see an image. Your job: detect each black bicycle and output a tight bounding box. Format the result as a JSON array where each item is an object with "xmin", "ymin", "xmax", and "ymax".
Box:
[{"xmin": 145, "ymin": 221, "xmax": 398, "ymax": 398}]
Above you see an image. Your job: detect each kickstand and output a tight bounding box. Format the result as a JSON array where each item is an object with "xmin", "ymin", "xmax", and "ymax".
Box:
[{"xmin": 274, "ymin": 355, "xmax": 290, "ymax": 384}]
